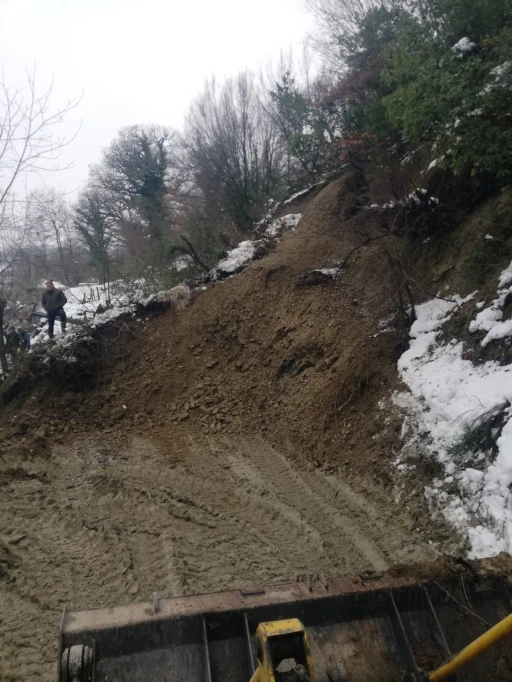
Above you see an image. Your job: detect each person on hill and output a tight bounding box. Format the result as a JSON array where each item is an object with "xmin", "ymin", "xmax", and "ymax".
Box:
[{"xmin": 42, "ymin": 280, "xmax": 67, "ymax": 339}]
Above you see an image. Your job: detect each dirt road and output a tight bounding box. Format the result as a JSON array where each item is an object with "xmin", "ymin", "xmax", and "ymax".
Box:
[{"xmin": 0, "ymin": 433, "xmax": 434, "ymax": 681}]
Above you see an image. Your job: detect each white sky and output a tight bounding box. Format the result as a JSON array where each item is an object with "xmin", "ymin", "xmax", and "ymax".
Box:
[{"xmin": 0, "ymin": 0, "xmax": 311, "ymax": 195}]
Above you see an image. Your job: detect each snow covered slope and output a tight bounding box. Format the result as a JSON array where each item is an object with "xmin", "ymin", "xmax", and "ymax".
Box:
[{"xmin": 394, "ymin": 262, "xmax": 512, "ymax": 557}]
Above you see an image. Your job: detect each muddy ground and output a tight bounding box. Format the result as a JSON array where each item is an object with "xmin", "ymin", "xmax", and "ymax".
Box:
[
  {"xmin": 0, "ymin": 177, "xmax": 471, "ymax": 680},
  {"xmin": 0, "ymin": 431, "xmax": 436, "ymax": 681}
]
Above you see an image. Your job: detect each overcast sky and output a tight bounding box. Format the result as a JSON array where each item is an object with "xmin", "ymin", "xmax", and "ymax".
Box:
[{"xmin": 0, "ymin": 0, "xmax": 312, "ymax": 195}]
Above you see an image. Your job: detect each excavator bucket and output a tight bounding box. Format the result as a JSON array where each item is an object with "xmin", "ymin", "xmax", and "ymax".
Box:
[{"xmin": 58, "ymin": 558, "xmax": 512, "ymax": 682}]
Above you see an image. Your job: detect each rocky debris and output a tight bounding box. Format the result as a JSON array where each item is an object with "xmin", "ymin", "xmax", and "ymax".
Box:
[
  {"xmin": 2, "ymin": 312, "xmax": 145, "ymax": 402},
  {"xmin": 277, "ymin": 357, "xmax": 315, "ymax": 378},
  {"xmin": 138, "ymin": 285, "xmax": 192, "ymax": 314},
  {"xmin": 166, "ymin": 376, "xmax": 241, "ymax": 434},
  {"xmin": 1, "ymin": 175, "xmax": 407, "ymax": 504},
  {"xmin": 297, "ymin": 268, "xmax": 341, "ymax": 287},
  {"xmin": 34, "ymin": 426, "xmax": 46, "ymax": 440}
]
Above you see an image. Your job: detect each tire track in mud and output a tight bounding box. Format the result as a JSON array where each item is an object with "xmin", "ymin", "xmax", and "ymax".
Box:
[
  {"xmin": 226, "ymin": 438, "xmax": 389, "ymax": 572},
  {"xmin": 249, "ymin": 437, "xmax": 429, "ymax": 567},
  {"xmin": 0, "ymin": 433, "xmax": 434, "ymax": 682}
]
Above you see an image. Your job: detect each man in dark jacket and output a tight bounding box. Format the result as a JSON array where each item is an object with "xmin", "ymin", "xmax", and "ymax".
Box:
[{"xmin": 42, "ymin": 280, "xmax": 67, "ymax": 339}]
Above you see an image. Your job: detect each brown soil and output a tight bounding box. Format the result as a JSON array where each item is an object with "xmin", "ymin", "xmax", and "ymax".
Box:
[
  {"xmin": 0, "ymin": 176, "xmax": 476, "ymax": 681},
  {"xmin": 4, "ymin": 177, "xmax": 409, "ymax": 477},
  {"xmin": 0, "ymin": 432, "xmax": 439, "ymax": 680}
]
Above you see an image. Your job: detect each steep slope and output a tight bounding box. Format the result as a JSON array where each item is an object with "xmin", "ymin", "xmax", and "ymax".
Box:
[
  {"xmin": 0, "ymin": 176, "xmax": 444, "ymax": 681},
  {"xmin": 4, "ymin": 176, "xmax": 406, "ymax": 479}
]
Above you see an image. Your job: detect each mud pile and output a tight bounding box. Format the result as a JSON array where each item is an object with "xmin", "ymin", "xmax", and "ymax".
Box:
[
  {"xmin": 1, "ymin": 176, "xmax": 407, "ymax": 482},
  {"xmin": 0, "ymin": 176, "xmax": 466, "ymax": 682}
]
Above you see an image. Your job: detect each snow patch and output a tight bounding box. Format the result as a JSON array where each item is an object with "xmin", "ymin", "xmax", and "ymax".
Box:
[
  {"xmin": 265, "ymin": 213, "xmax": 301, "ymax": 237},
  {"xmin": 283, "ymin": 188, "xmax": 312, "ymax": 205},
  {"xmin": 213, "ymin": 241, "xmax": 257, "ymax": 277},
  {"xmin": 367, "ymin": 188, "xmax": 438, "ymax": 211},
  {"xmin": 373, "ymin": 315, "xmax": 396, "ymax": 338},
  {"xmin": 173, "ymin": 255, "xmax": 193, "ymax": 271},
  {"xmin": 490, "ymin": 61, "xmax": 512, "ymax": 79},
  {"xmin": 315, "ymin": 267, "xmax": 338, "ymax": 277},
  {"xmin": 499, "ymin": 262, "xmax": 512, "ymax": 288},
  {"xmin": 452, "ymin": 37, "xmax": 477, "ymax": 54},
  {"xmin": 394, "ymin": 269, "xmax": 512, "ymax": 557},
  {"xmin": 139, "ymin": 285, "xmax": 192, "ymax": 311},
  {"xmin": 30, "ymin": 280, "xmax": 150, "ymax": 348},
  {"xmin": 469, "ymin": 261, "xmax": 512, "ymax": 346}
]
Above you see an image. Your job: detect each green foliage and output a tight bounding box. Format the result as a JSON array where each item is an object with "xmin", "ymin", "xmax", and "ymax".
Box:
[
  {"xmin": 425, "ymin": 0, "xmax": 512, "ymax": 43},
  {"xmin": 92, "ymin": 124, "xmax": 176, "ymax": 243},
  {"xmin": 74, "ymin": 125, "xmax": 181, "ymax": 281},
  {"xmin": 463, "ymin": 210, "xmax": 512, "ymax": 284},
  {"xmin": 290, "ymin": 5, "xmax": 406, "ymax": 170},
  {"xmin": 299, "ymin": 0, "xmax": 512, "ymax": 186},
  {"xmin": 270, "ymin": 72, "xmax": 336, "ymax": 180},
  {"xmin": 382, "ymin": 1, "xmax": 512, "ymax": 182}
]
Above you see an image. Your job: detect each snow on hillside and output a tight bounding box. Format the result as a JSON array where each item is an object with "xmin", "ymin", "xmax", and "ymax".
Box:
[
  {"xmin": 214, "ymin": 241, "xmax": 258, "ymax": 277},
  {"xmin": 31, "ymin": 281, "xmax": 145, "ymax": 347},
  {"xmin": 63, "ymin": 283, "xmax": 109, "ymax": 319},
  {"xmin": 211, "ymin": 214, "xmax": 301, "ymax": 278},
  {"xmin": 37, "ymin": 281, "xmax": 136, "ymax": 321},
  {"xmin": 394, "ymin": 263, "xmax": 512, "ymax": 558},
  {"xmin": 265, "ymin": 213, "xmax": 301, "ymax": 237},
  {"xmin": 32, "ymin": 214, "xmax": 303, "ymax": 347},
  {"xmin": 30, "ymin": 208, "xmax": 304, "ymax": 353}
]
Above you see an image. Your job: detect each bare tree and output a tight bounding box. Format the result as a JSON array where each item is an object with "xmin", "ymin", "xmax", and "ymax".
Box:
[
  {"xmin": 182, "ymin": 71, "xmax": 285, "ymax": 231},
  {"xmin": 306, "ymin": 0, "xmax": 413, "ymax": 69},
  {"xmin": 30, "ymin": 189, "xmax": 82, "ymax": 286},
  {"xmin": 0, "ymin": 68, "xmax": 80, "ymax": 376}
]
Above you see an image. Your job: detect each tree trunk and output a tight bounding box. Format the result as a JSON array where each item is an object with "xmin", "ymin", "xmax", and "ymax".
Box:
[{"xmin": 0, "ymin": 299, "xmax": 9, "ymax": 378}]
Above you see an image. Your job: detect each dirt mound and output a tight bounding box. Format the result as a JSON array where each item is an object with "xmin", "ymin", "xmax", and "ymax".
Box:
[
  {"xmin": 1, "ymin": 176, "xmax": 406, "ymax": 477},
  {"xmin": 0, "ymin": 176, "xmax": 454, "ymax": 681}
]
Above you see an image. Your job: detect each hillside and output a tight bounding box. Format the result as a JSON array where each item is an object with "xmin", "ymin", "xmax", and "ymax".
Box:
[
  {"xmin": 0, "ymin": 175, "xmax": 434, "ymax": 681},
  {"xmin": 2, "ymin": 175, "xmax": 421, "ymax": 506},
  {"xmin": 2, "ymin": 174, "xmax": 512, "ymax": 680}
]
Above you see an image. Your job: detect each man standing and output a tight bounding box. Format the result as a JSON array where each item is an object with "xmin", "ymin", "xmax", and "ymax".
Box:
[{"xmin": 42, "ymin": 280, "xmax": 67, "ymax": 339}]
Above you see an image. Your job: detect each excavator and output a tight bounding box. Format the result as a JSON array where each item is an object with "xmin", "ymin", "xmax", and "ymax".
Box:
[{"xmin": 58, "ymin": 557, "xmax": 512, "ymax": 682}]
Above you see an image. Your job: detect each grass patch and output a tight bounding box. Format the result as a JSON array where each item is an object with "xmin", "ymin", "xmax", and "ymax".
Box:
[
  {"xmin": 462, "ymin": 211, "xmax": 512, "ymax": 286},
  {"xmin": 449, "ymin": 401, "xmax": 510, "ymax": 469}
]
